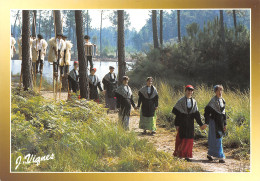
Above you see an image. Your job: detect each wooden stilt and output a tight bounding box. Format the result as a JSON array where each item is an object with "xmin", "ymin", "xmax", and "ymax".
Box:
[{"xmin": 39, "ymin": 72, "xmax": 43, "ymax": 93}]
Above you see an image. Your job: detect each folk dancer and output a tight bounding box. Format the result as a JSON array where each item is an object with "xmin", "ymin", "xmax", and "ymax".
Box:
[
  {"xmin": 68, "ymin": 61, "xmax": 79, "ymax": 93},
  {"xmin": 204, "ymin": 85, "xmax": 227, "ymax": 163},
  {"xmin": 88, "ymin": 68, "xmax": 103, "ymax": 103},
  {"xmin": 48, "ymin": 33, "xmax": 65, "ymax": 77},
  {"xmin": 115, "ymin": 76, "xmax": 136, "ymax": 130},
  {"xmin": 102, "ymin": 66, "xmax": 118, "ymax": 111},
  {"xmin": 172, "ymin": 85, "xmax": 207, "ymax": 162},
  {"xmin": 32, "ymin": 34, "xmax": 48, "ymax": 75},
  {"xmin": 137, "ymin": 77, "xmax": 159, "ymax": 135},
  {"xmin": 60, "ymin": 34, "xmax": 73, "ymax": 77},
  {"xmin": 84, "ymin": 35, "xmax": 95, "ymax": 72}
]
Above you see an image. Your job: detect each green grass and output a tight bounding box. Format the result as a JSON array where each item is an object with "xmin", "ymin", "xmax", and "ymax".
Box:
[
  {"xmin": 11, "ymin": 87, "xmax": 204, "ymax": 172},
  {"xmin": 11, "ymin": 74, "xmax": 53, "ymax": 91},
  {"xmin": 155, "ymin": 82, "xmax": 250, "ymax": 160}
]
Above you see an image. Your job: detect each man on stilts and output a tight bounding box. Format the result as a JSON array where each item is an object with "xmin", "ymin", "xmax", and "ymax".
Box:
[
  {"xmin": 48, "ymin": 33, "xmax": 65, "ymax": 98},
  {"xmin": 32, "ymin": 34, "xmax": 47, "ymax": 91},
  {"xmin": 60, "ymin": 34, "xmax": 73, "ymax": 77}
]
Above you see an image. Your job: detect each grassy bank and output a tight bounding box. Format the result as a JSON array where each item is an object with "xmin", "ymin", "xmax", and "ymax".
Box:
[
  {"xmin": 11, "ymin": 88, "xmax": 203, "ymax": 172},
  {"xmin": 155, "ymin": 82, "xmax": 250, "ymax": 160}
]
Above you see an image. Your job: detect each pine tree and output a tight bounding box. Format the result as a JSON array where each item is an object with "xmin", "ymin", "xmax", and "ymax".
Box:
[
  {"xmin": 117, "ymin": 10, "xmax": 126, "ymax": 85},
  {"xmin": 22, "ymin": 10, "xmax": 33, "ymax": 91},
  {"xmin": 75, "ymin": 10, "xmax": 88, "ymax": 98}
]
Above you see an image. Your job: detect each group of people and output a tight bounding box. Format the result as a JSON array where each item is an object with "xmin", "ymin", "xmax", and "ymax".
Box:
[
  {"xmin": 100, "ymin": 71, "xmax": 227, "ymax": 163},
  {"xmin": 172, "ymin": 84, "xmax": 226, "ymax": 163},
  {"xmin": 10, "ymin": 33, "xmax": 96, "ymax": 92},
  {"xmin": 11, "ymin": 33, "xmax": 227, "ymax": 164}
]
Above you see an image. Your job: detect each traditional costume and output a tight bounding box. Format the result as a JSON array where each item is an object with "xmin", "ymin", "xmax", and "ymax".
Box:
[
  {"xmin": 68, "ymin": 67, "xmax": 79, "ymax": 93},
  {"xmin": 88, "ymin": 73, "xmax": 103, "ymax": 103},
  {"xmin": 102, "ymin": 71, "xmax": 118, "ymax": 110},
  {"xmin": 48, "ymin": 37, "xmax": 65, "ymax": 75},
  {"xmin": 172, "ymin": 96, "xmax": 203, "ymax": 158},
  {"xmin": 115, "ymin": 84, "xmax": 135, "ymax": 130},
  {"xmin": 10, "ymin": 36, "xmax": 16, "ymax": 58},
  {"xmin": 32, "ymin": 37, "xmax": 47, "ymax": 74},
  {"xmin": 138, "ymin": 85, "xmax": 158, "ymax": 132},
  {"xmin": 60, "ymin": 38, "xmax": 73, "ymax": 76},
  {"xmin": 204, "ymin": 96, "xmax": 226, "ymax": 159},
  {"xmin": 84, "ymin": 41, "xmax": 95, "ymax": 71},
  {"xmin": 17, "ymin": 37, "xmax": 22, "ymax": 60}
]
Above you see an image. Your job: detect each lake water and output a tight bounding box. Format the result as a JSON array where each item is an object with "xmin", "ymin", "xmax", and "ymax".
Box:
[{"xmin": 11, "ymin": 60, "xmax": 134, "ymax": 84}]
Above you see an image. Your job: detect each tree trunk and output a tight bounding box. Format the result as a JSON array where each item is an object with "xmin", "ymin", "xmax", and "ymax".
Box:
[
  {"xmin": 75, "ymin": 10, "xmax": 88, "ymax": 99},
  {"xmin": 100, "ymin": 10, "xmax": 103, "ymax": 57},
  {"xmin": 22, "ymin": 10, "xmax": 33, "ymax": 91},
  {"xmin": 160, "ymin": 10, "xmax": 163, "ymax": 47},
  {"xmin": 87, "ymin": 10, "xmax": 89, "ymax": 35},
  {"xmin": 50, "ymin": 13, "xmax": 53, "ymax": 38},
  {"xmin": 219, "ymin": 10, "xmax": 226, "ymax": 61},
  {"xmin": 152, "ymin": 10, "xmax": 159, "ymax": 49},
  {"xmin": 32, "ymin": 10, "xmax": 37, "ymax": 37},
  {"xmin": 233, "ymin": 10, "xmax": 237, "ymax": 39},
  {"xmin": 219, "ymin": 10, "xmax": 225, "ymax": 43},
  {"xmin": 54, "ymin": 10, "xmax": 62, "ymax": 36},
  {"xmin": 117, "ymin": 10, "xmax": 126, "ymax": 85},
  {"xmin": 177, "ymin": 10, "xmax": 181, "ymax": 43},
  {"xmin": 38, "ymin": 10, "xmax": 41, "ymax": 34}
]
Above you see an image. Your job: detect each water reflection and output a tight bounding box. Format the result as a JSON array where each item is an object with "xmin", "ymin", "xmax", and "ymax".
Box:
[{"xmin": 11, "ymin": 60, "xmax": 133, "ymax": 85}]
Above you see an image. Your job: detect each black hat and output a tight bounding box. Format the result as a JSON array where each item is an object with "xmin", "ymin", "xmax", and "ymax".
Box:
[
  {"xmin": 109, "ymin": 66, "xmax": 115, "ymax": 69},
  {"xmin": 122, "ymin": 76, "xmax": 129, "ymax": 81},
  {"xmin": 84, "ymin": 35, "xmax": 90, "ymax": 40},
  {"xmin": 37, "ymin": 34, "xmax": 43, "ymax": 39}
]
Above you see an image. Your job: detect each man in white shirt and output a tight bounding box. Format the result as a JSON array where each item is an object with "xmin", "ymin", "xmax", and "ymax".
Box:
[
  {"xmin": 60, "ymin": 34, "xmax": 73, "ymax": 77},
  {"xmin": 52, "ymin": 33, "xmax": 64, "ymax": 77}
]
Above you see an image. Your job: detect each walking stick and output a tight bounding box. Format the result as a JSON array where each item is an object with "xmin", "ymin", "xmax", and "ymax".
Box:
[
  {"xmin": 67, "ymin": 73, "xmax": 70, "ymax": 100},
  {"xmin": 59, "ymin": 72, "xmax": 62, "ymax": 100},
  {"xmin": 39, "ymin": 72, "xmax": 43, "ymax": 93},
  {"xmin": 33, "ymin": 14, "xmax": 37, "ymax": 88},
  {"xmin": 19, "ymin": 65, "xmax": 22, "ymax": 87}
]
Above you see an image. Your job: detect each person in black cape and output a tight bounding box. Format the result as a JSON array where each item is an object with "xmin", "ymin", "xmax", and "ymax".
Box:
[
  {"xmin": 68, "ymin": 61, "xmax": 79, "ymax": 93},
  {"xmin": 172, "ymin": 85, "xmax": 207, "ymax": 161},
  {"xmin": 115, "ymin": 76, "xmax": 136, "ymax": 130},
  {"xmin": 88, "ymin": 68, "xmax": 103, "ymax": 103},
  {"xmin": 102, "ymin": 66, "xmax": 118, "ymax": 111}
]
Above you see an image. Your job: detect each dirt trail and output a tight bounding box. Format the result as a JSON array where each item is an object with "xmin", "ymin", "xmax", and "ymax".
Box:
[
  {"xmin": 128, "ymin": 114, "xmax": 250, "ymax": 172},
  {"xmin": 40, "ymin": 91, "xmax": 250, "ymax": 172}
]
